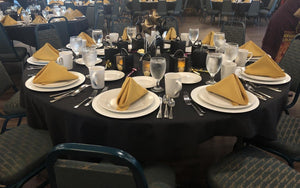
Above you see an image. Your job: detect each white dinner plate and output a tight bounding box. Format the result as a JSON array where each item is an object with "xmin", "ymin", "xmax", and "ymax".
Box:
[
  {"xmin": 191, "ymin": 86, "xmax": 259, "ymax": 113},
  {"xmin": 98, "ymin": 88, "xmax": 154, "ymax": 113},
  {"xmin": 198, "ymin": 86, "xmax": 253, "ymax": 109},
  {"xmin": 239, "ymin": 74, "xmax": 291, "ymax": 85},
  {"xmin": 104, "ymin": 70, "xmax": 125, "ymax": 81},
  {"xmin": 132, "ymin": 76, "xmax": 156, "ymax": 88},
  {"xmin": 33, "ymin": 77, "xmax": 79, "ymax": 89},
  {"xmin": 74, "ymin": 58, "xmax": 102, "ymax": 65},
  {"xmin": 66, "ymin": 43, "xmax": 103, "ymax": 49},
  {"xmin": 25, "ymin": 72, "xmax": 86, "ymax": 92},
  {"xmin": 92, "ymin": 90, "xmax": 160, "ymax": 119},
  {"xmin": 241, "ymin": 71, "xmax": 287, "ymax": 82},
  {"xmin": 176, "ymin": 72, "xmax": 202, "ymax": 84},
  {"xmin": 27, "ymin": 56, "xmax": 50, "ymax": 66},
  {"xmin": 97, "ymin": 49, "xmax": 105, "ymax": 56}
]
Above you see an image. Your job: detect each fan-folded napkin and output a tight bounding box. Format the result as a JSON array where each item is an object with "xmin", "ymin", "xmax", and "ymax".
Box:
[
  {"xmin": 206, "ymin": 74, "xmax": 249, "ymax": 106},
  {"xmin": 32, "ymin": 15, "xmax": 47, "ymax": 24},
  {"xmin": 33, "ymin": 61, "xmax": 78, "ymax": 84},
  {"xmin": 240, "ymin": 40, "xmax": 266, "ymax": 57},
  {"xmin": 17, "ymin": 7, "xmax": 23, "ymax": 15},
  {"xmin": 122, "ymin": 27, "xmax": 128, "ymax": 41},
  {"xmin": 116, "ymin": 77, "xmax": 148, "ymax": 111},
  {"xmin": 1, "ymin": 15, "xmax": 17, "ymax": 26},
  {"xmin": 33, "ymin": 43, "xmax": 59, "ymax": 61},
  {"xmin": 165, "ymin": 27, "xmax": 177, "ymax": 40},
  {"xmin": 202, "ymin": 31, "xmax": 215, "ymax": 46},
  {"xmin": 244, "ymin": 54, "xmax": 285, "ymax": 78},
  {"xmin": 78, "ymin": 32, "xmax": 96, "ymax": 47}
]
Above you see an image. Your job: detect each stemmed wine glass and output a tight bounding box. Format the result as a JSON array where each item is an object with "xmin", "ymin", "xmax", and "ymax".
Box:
[
  {"xmin": 189, "ymin": 28, "xmax": 199, "ymax": 46},
  {"xmin": 150, "ymin": 57, "xmax": 166, "ymax": 92},
  {"xmin": 92, "ymin": 29, "xmax": 103, "ymax": 48},
  {"xmin": 213, "ymin": 32, "xmax": 226, "ymax": 52},
  {"xmin": 82, "ymin": 46, "xmax": 97, "ymax": 78},
  {"xmin": 206, "ymin": 53, "xmax": 223, "ymax": 85},
  {"xmin": 126, "ymin": 26, "xmax": 136, "ymax": 43},
  {"xmin": 224, "ymin": 42, "xmax": 239, "ymax": 63}
]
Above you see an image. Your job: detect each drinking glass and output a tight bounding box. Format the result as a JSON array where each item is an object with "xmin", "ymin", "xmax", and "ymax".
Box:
[
  {"xmin": 224, "ymin": 42, "xmax": 239, "ymax": 63},
  {"xmin": 213, "ymin": 32, "xmax": 226, "ymax": 52},
  {"xmin": 126, "ymin": 26, "xmax": 136, "ymax": 43},
  {"xmin": 206, "ymin": 53, "xmax": 223, "ymax": 85},
  {"xmin": 42, "ymin": 10, "xmax": 49, "ymax": 20},
  {"xmin": 189, "ymin": 28, "xmax": 199, "ymax": 45},
  {"xmin": 82, "ymin": 47, "xmax": 97, "ymax": 78},
  {"xmin": 70, "ymin": 36, "xmax": 83, "ymax": 57},
  {"xmin": 150, "ymin": 57, "xmax": 166, "ymax": 92},
  {"xmin": 92, "ymin": 29, "xmax": 103, "ymax": 47}
]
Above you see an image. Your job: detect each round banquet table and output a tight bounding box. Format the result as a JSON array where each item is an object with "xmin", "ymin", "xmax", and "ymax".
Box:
[
  {"xmin": 4, "ymin": 17, "xmax": 89, "ymax": 47},
  {"xmin": 20, "ymin": 62, "xmax": 289, "ymax": 161}
]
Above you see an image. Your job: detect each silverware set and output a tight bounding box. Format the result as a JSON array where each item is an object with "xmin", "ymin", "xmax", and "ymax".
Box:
[
  {"xmin": 73, "ymin": 86, "xmax": 108, "ymax": 108},
  {"xmin": 183, "ymin": 91, "xmax": 205, "ymax": 117},
  {"xmin": 50, "ymin": 84, "xmax": 90, "ymax": 103},
  {"xmin": 156, "ymin": 95, "xmax": 176, "ymax": 119}
]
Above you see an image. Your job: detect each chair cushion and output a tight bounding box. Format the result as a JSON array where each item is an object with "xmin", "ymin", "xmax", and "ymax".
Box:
[
  {"xmin": 0, "ymin": 125, "xmax": 52, "ymax": 185},
  {"xmin": 144, "ymin": 165, "xmax": 176, "ymax": 188},
  {"xmin": 0, "ymin": 47, "xmax": 27, "ymax": 62},
  {"xmin": 3, "ymin": 91, "xmax": 26, "ymax": 115},
  {"xmin": 208, "ymin": 147, "xmax": 300, "ymax": 187}
]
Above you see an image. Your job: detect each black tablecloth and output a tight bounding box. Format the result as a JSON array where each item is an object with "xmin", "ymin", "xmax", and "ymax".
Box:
[
  {"xmin": 5, "ymin": 17, "xmax": 89, "ymax": 47},
  {"xmin": 21, "ymin": 62, "xmax": 289, "ymax": 161}
]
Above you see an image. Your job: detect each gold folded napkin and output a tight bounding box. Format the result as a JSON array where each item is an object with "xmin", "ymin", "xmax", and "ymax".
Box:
[
  {"xmin": 73, "ymin": 9, "xmax": 84, "ymax": 17},
  {"xmin": 202, "ymin": 31, "xmax": 215, "ymax": 46},
  {"xmin": 32, "ymin": 15, "xmax": 47, "ymax": 24},
  {"xmin": 67, "ymin": 7, "xmax": 73, "ymax": 11},
  {"xmin": 240, "ymin": 40, "xmax": 266, "ymax": 57},
  {"xmin": 33, "ymin": 61, "xmax": 78, "ymax": 84},
  {"xmin": 243, "ymin": 0, "xmax": 251, "ymax": 3},
  {"xmin": 104, "ymin": 0, "xmax": 110, "ymax": 4},
  {"xmin": 116, "ymin": 77, "xmax": 148, "ymax": 111},
  {"xmin": 206, "ymin": 74, "xmax": 249, "ymax": 106},
  {"xmin": 45, "ymin": 6, "xmax": 51, "ymax": 11},
  {"xmin": 49, "ymin": 0, "xmax": 56, "ymax": 4},
  {"xmin": 244, "ymin": 54, "xmax": 285, "ymax": 78},
  {"xmin": 84, "ymin": 1, "xmax": 90, "ymax": 5},
  {"xmin": 144, "ymin": 19, "xmax": 153, "ymax": 28},
  {"xmin": 64, "ymin": 10, "xmax": 76, "ymax": 20},
  {"xmin": 122, "ymin": 27, "xmax": 129, "ymax": 41},
  {"xmin": 165, "ymin": 27, "xmax": 177, "ymax": 40},
  {"xmin": 17, "ymin": 7, "xmax": 23, "ymax": 15},
  {"xmin": 78, "ymin": 32, "xmax": 96, "ymax": 47},
  {"xmin": 33, "ymin": 43, "xmax": 59, "ymax": 61},
  {"xmin": 1, "ymin": 15, "xmax": 17, "ymax": 26}
]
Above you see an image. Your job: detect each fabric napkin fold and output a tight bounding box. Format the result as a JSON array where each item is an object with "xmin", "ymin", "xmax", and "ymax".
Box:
[
  {"xmin": 32, "ymin": 15, "xmax": 47, "ymax": 24},
  {"xmin": 33, "ymin": 61, "xmax": 78, "ymax": 84},
  {"xmin": 206, "ymin": 74, "xmax": 249, "ymax": 106},
  {"xmin": 73, "ymin": 9, "xmax": 84, "ymax": 17},
  {"xmin": 17, "ymin": 7, "xmax": 23, "ymax": 15},
  {"xmin": 1, "ymin": 15, "xmax": 17, "ymax": 26},
  {"xmin": 78, "ymin": 32, "xmax": 96, "ymax": 47},
  {"xmin": 244, "ymin": 54, "xmax": 285, "ymax": 78},
  {"xmin": 116, "ymin": 77, "xmax": 148, "ymax": 111},
  {"xmin": 33, "ymin": 43, "xmax": 59, "ymax": 61},
  {"xmin": 240, "ymin": 40, "xmax": 266, "ymax": 57},
  {"xmin": 165, "ymin": 27, "xmax": 177, "ymax": 40},
  {"xmin": 122, "ymin": 27, "xmax": 129, "ymax": 41},
  {"xmin": 45, "ymin": 6, "xmax": 51, "ymax": 11},
  {"xmin": 202, "ymin": 31, "xmax": 215, "ymax": 46}
]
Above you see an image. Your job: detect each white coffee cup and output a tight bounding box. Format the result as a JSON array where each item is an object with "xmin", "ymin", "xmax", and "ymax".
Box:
[
  {"xmin": 165, "ymin": 73, "xmax": 182, "ymax": 98},
  {"xmin": 235, "ymin": 49, "xmax": 253, "ymax": 67},
  {"xmin": 180, "ymin": 33, "xmax": 189, "ymax": 46},
  {"xmin": 90, "ymin": 66, "xmax": 105, "ymax": 89},
  {"xmin": 23, "ymin": 15, "xmax": 32, "ymax": 25},
  {"xmin": 105, "ymin": 33, "xmax": 119, "ymax": 45},
  {"xmin": 221, "ymin": 62, "xmax": 237, "ymax": 80},
  {"xmin": 57, "ymin": 51, "xmax": 73, "ymax": 70}
]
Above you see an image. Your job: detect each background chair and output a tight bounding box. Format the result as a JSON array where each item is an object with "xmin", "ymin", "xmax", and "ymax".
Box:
[
  {"xmin": 0, "ymin": 61, "xmax": 26, "ymax": 133},
  {"xmin": 0, "ymin": 124, "xmax": 52, "ymax": 187},
  {"xmin": 35, "ymin": 23, "xmax": 64, "ymax": 50},
  {"xmin": 46, "ymin": 143, "xmax": 176, "ymax": 188},
  {"xmin": 64, "ymin": 2, "xmax": 75, "ymax": 10},
  {"xmin": 110, "ymin": 17, "xmax": 132, "ymax": 36},
  {"xmin": 221, "ymin": 21, "xmax": 245, "ymax": 46},
  {"xmin": 130, "ymin": 0, "xmax": 144, "ymax": 22},
  {"xmin": 243, "ymin": 0, "xmax": 260, "ymax": 25},
  {"xmin": 219, "ymin": 0, "xmax": 235, "ymax": 25},
  {"xmin": 167, "ymin": 0, "xmax": 183, "ymax": 18},
  {"xmin": 157, "ymin": 0, "xmax": 168, "ymax": 16},
  {"xmin": 259, "ymin": 0, "xmax": 279, "ymax": 22},
  {"xmin": 86, "ymin": 5, "xmax": 95, "ymax": 29},
  {"xmin": 205, "ymin": 0, "xmax": 220, "ymax": 24},
  {"xmin": 48, "ymin": 16, "xmax": 70, "ymax": 46},
  {"xmin": 160, "ymin": 16, "xmax": 179, "ymax": 34}
]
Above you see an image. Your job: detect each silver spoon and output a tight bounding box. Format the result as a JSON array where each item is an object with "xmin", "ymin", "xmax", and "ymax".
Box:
[
  {"xmin": 168, "ymin": 98, "xmax": 175, "ymax": 119},
  {"xmin": 163, "ymin": 95, "xmax": 169, "ymax": 119}
]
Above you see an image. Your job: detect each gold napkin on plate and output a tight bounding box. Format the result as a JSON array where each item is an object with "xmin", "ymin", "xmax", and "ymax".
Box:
[
  {"xmin": 78, "ymin": 32, "xmax": 96, "ymax": 47},
  {"xmin": 1, "ymin": 15, "xmax": 17, "ymax": 26},
  {"xmin": 33, "ymin": 61, "xmax": 78, "ymax": 84},
  {"xmin": 122, "ymin": 27, "xmax": 129, "ymax": 41},
  {"xmin": 33, "ymin": 43, "xmax": 59, "ymax": 61},
  {"xmin": 165, "ymin": 27, "xmax": 177, "ymax": 40},
  {"xmin": 32, "ymin": 15, "xmax": 47, "ymax": 24},
  {"xmin": 206, "ymin": 74, "xmax": 249, "ymax": 106},
  {"xmin": 73, "ymin": 9, "xmax": 84, "ymax": 17},
  {"xmin": 116, "ymin": 77, "xmax": 148, "ymax": 111},
  {"xmin": 240, "ymin": 40, "xmax": 266, "ymax": 57},
  {"xmin": 17, "ymin": 7, "xmax": 23, "ymax": 15},
  {"xmin": 244, "ymin": 54, "xmax": 285, "ymax": 78},
  {"xmin": 64, "ymin": 10, "xmax": 76, "ymax": 20},
  {"xmin": 202, "ymin": 31, "xmax": 215, "ymax": 46}
]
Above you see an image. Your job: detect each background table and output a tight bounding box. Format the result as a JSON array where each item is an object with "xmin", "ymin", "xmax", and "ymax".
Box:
[{"xmin": 126, "ymin": 1, "xmax": 176, "ymax": 11}]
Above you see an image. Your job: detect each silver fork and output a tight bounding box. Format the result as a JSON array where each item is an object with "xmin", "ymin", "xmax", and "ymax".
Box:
[
  {"xmin": 74, "ymin": 90, "xmax": 98, "ymax": 108},
  {"xmin": 248, "ymin": 82, "xmax": 282, "ymax": 92},
  {"xmin": 183, "ymin": 91, "xmax": 204, "ymax": 117}
]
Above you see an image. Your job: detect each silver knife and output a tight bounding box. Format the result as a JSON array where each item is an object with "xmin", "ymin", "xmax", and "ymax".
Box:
[
  {"xmin": 50, "ymin": 84, "xmax": 90, "ymax": 103},
  {"xmin": 84, "ymin": 86, "xmax": 108, "ymax": 106}
]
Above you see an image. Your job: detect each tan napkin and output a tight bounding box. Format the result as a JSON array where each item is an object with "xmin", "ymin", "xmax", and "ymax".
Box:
[
  {"xmin": 84, "ymin": 1, "xmax": 90, "ymax": 5},
  {"xmin": 33, "ymin": 43, "xmax": 59, "ymax": 61},
  {"xmin": 1, "ymin": 15, "xmax": 17, "ymax": 26},
  {"xmin": 45, "ymin": 6, "xmax": 51, "ymax": 11},
  {"xmin": 165, "ymin": 27, "xmax": 177, "ymax": 40},
  {"xmin": 17, "ymin": 7, "xmax": 23, "ymax": 15},
  {"xmin": 32, "ymin": 15, "xmax": 47, "ymax": 24},
  {"xmin": 64, "ymin": 10, "xmax": 76, "ymax": 20},
  {"xmin": 240, "ymin": 40, "xmax": 266, "ymax": 57},
  {"xmin": 122, "ymin": 27, "xmax": 129, "ymax": 41},
  {"xmin": 33, "ymin": 61, "xmax": 78, "ymax": 84},
  {"xmin": 78, "ymin": 32, "xmax": 96, "ymax": 47},
  {"xmin": 202, "ymin": 31, "xmax": 215, "ymax": 46},
  {"xmin": 206, "ymin": 74, "xmax": 249, "ymax": 106},
  {"xmin": 116, "ymin": 77, "xmax": 148, "ymax": 111},
  {"xmin": 73, "ymin": 9, "xmax": 84, "ymax": 17},
  {"xmin": 244, "ymin": 54, "xmax": 285, "ymax": 78}
]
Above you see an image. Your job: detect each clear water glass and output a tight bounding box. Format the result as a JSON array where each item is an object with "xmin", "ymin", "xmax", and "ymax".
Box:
[
  {"xmin": 127, "ymin": 26, "xmax": 137, "ymax": 43},
  {"xmin": 70, "ymin": 36, "xmax": 83, "ymax": 56},
  {"xmin": 42, "ymin": 10, "xmax": 49, "ymax": 20},
  {"xmin": 189, "ymin": 28, "xmax": 199, "ymax": 45},
  {"xmin": 82, "ymin": 47, "xmax": 97, "ymax": 78},
  {"xmin": 92, "ymin": 29, "xmax": 103, "ymax": 47},
  {"xmin": 224, "ymin": 42, "xmax": 239, "ymax": 62},
  {"xmin": 206, "ymin": 53, "xmax": 223, "ymax": 85},
  {"xmin": 150, "ymin": 57, "xmax": 166, "ymax": 92},
  {"xmin": 213, "ymin": 32, "xmax": 226, "ymax": 52}
]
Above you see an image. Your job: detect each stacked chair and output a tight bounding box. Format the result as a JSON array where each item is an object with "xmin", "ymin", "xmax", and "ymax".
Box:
[
  {"xmin": 204, "ymin": 0, "xmax": 220, "ymax": 24},
  {"xmin": 35, "ymin": 23, "xmax": 64, "ymax": 50},
  {"xmin": 259, "ymin": 0, "xmax": 279, "ymax": 22},
  {"xmin": 219, "ymin": 0, "xmax": 235, "ymax": 25},
  {"xmin": 243, "ymin": 0, "xmax": 260, "ymax": 25}
]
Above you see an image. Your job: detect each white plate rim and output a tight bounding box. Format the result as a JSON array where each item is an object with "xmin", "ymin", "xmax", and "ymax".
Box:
[
  {"xmin": 74, "ymin": 58, "xmax": 102, "ymax": 65},
  {"xmin": 239, "ymin": 74, "xmax": 291, "ymax": 85},
  {"xmin": 191, "ymin": 86, "xmax": 260, "ymax": 113},
  {"xmin": 27, "ymin": 56, "xmax": 50, "ymax": 66},
  {"xmin": 198, "ymin": 86, "xmax": 254, "ymax": 110},
  {"xmin": 25, "ymin": 71, "xmax": 86, "ymax": 92},
  {"xmin": 132, "ymin": 76, "xmax": 156, "ymax": 88},
  {"xmin": 33, "ymin": 77, "xmax": 79, "ymax": 88},
  {"xmin": 241, "ymin": 71, "xmax": 287, "ymax": 82},
  {"xmin": 98, "ymin": 88, "xmax": 154, "ymax": 113},
  {"xmin": 104, "ymin": 70, "xmax": 125, "ymax": 81},
  {"xmin": 176, "ymin": 72, "xmax": 202, "ymax": 84},
  {"xmin": 92, "ymin": 90, "xmax": 160, "ymax": 119},
  {"xmin": 66, "ymin": 43, "xmax": 103, "ymax": 49}
]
